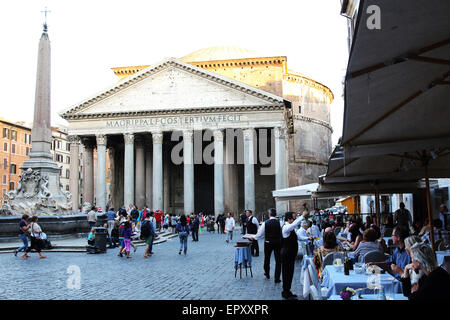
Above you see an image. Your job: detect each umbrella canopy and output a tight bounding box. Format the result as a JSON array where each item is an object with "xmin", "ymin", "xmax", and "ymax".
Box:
[
  {"xmin": 272, "ymin": 183, "xmax": 319, "ymax": 201},
  {"xmin": 341, "ymin": 0, "xmax": 450, "ymax": 160}
]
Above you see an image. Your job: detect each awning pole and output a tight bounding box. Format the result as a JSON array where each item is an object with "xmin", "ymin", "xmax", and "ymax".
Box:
[
  {"xmin": 375, "ymin": 190, "xmax": 380, "ymax": 227},
  {"xmin": 424, "ymin": 165, "xmax": 435, "ymax": 250}
]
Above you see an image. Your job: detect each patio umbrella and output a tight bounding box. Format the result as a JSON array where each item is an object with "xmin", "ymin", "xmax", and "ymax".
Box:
[{"xmin": 327, "ymin": 0, "xmax": 450, "ymax": 248}]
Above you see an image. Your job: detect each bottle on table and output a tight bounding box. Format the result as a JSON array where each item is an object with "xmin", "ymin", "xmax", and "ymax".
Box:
[{"xmin": 344, "ymin": 250, "xmax": 350, "ymax": 275}]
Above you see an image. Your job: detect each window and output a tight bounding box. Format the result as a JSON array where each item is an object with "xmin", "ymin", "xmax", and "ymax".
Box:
[
  {"xmin": 24, "ymin": 134, "xmax": 31, "ymax": 144},
  {"xmin": 3, "ymin": 142, "xmax": 7, "ymax": 152},
  {"xmin": 2, "ymin": 128, "xmax": 9, "ymax": 139},
  {"xmin": 11, "ymin": 130, "xmax": 17, "ymax": 141},
  {"xmin": 9, "ymin": 181, "xmax": 14, "ymax": 190},
  {"xmin": 66, "ymin": 169, "xmax": 70, "ymax": 179},
  {"xmin": 66, "ymin": 156, "xmax": 70, "ymax": 164},
  {"xmin": 2, "ymin": 158, "xmax": 7, "ymax": 170},
  {"xmin": 66, "ymin": 185, "xmax": 69, "ymax": 191},
  {"xmin": 56, "ymin": 154, "xmax": 63, "ymax": 162},
  {"xmin": 25, "ymin": 147, "xmax": 30, "ymax": 156},
  {"xmin": 11, "ymin": 144, "xmax": 15, "ymax": 154},
  {"xmin": 10, "ymin": 164, "xmax": 16, "ymax": 174},
  {"xmin": 298, "ymin": 106, "xmax": 302, "ymax": 114},
  {"xmin": 66, "ymin": 143, "xmax": 70, "ymax": 151},
  {"xmin": 2, "ymin": 175, "xmax": 6, "ymax": 185}
]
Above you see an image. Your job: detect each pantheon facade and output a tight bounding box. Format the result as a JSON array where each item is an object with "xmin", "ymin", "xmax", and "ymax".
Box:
[{"xmin": 61, "ymin": 47, "xmax": 333, "ymax": 217}]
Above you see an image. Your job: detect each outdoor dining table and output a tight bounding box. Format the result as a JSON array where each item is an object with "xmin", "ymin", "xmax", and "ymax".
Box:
[
  {"xmin": 234, "ymin": 244, "xmax": 253, "ymax": 279},
  {"xmin": 435, "ymin": 250, "xmax": 450, "ymax": 266},
  {"xmin": 321, "ymin": 265, "xmax": 402, "ymax": 298},
  {"xmin": 327, "ymin": 293, "xmax": 408, "ymax": 300}
]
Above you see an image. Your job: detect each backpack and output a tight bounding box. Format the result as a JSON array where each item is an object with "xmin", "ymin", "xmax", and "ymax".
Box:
[
  {"xmin": 141, "ymin": 220, "xmax": 151, "ymax": 238},
  {"xmin": 179, "ymin": 224, "xmax": 188, "ymax": 238}
]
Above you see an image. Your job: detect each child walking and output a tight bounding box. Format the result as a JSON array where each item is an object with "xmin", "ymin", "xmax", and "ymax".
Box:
[{"xmin": 123, "ymin": 221, "xmax": 133, "ymax": 259}]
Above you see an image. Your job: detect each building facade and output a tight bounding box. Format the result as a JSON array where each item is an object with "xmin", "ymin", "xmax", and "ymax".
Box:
[
  {"xmin": 61, "ymin": 48, "xmax": 334, "ymax": 218},
  {"xmin": 0, "ymin": 119, "xmax": 32, "ymax": 204}
]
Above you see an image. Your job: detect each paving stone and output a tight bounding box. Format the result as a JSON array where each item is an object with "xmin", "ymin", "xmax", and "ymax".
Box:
[{"xmin": 0, "ymin": 231, "xmax": 304, "ymax": 300}]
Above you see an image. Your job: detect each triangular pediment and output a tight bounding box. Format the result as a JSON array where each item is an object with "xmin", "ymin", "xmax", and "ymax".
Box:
[{"xmin": 60, "ymin": 58, "xmax": 285, "ymax": 119}]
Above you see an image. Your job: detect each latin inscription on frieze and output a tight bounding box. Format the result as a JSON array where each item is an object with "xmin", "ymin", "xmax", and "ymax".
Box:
[{"xmin": 106, "ymin": 114, "xmax": 243, "ymax": 128}]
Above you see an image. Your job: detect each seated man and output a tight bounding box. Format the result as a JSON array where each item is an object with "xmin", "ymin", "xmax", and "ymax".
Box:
[
  {"xmin": 367, "ymin": 226, "xmax": 411, "ymax": 280},
  {"xmin": 353, "ymin": 228, "xmax": 384, "ymax": 262},
  {"xmin": 406, "ymin": 242, "xmax": 450, "ymax": 300},
  {"xmin": 421, "ymin": 219, "xmax": 449, "ymax": 246}
]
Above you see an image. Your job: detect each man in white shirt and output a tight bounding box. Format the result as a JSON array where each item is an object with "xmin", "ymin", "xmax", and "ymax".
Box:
[
  {"xmin": 296, "ymin": 220, "xmax": 313, "ymax": 241},
  {"xmin": 246, "ymin": 210, "xmax": 260, "ymax": 257},
  {"xmin": 309, "ymin": 220, "xmax": 321, "ymax": 238},
  {"xmin": 225, "ymin": 212, "xmax": 235, "ymax": 243},
  {"xmin": 250, "ymin": 208, "xmax": 282, "ymax": 283},
  {"xmin": 281, "ymin": 212, "xmax": 303, "ymax": 299}
]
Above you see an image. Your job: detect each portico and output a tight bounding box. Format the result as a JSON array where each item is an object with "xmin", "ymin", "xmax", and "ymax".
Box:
[{"xmin": 62, "ymin": 58, "xmax": 291, "ymax": 217}]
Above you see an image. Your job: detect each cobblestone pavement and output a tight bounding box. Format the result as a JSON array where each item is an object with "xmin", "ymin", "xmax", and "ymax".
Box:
[{"xmin": 0, "ymin": 230, "xmax": 304, "ymax": 300}]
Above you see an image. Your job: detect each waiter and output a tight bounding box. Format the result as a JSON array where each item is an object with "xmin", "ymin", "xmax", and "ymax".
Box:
[
  {"xmin": 280, "ymin": 211, "xmax": 303, "ymax": 299},
  {"xmin": 245, "ymin": 210, "xmax": 259, "ymax": 257},
  {"xmin": 249, "ymin": 208, "xmax": 282, "ymax": 283}
]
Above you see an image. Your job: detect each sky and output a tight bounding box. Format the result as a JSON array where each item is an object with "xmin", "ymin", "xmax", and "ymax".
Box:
[{"xmin": 0, "ymin": 0, "xmax": 349, "ymax": 145}]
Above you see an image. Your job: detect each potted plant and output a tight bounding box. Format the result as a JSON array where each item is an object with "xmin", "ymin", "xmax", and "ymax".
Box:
[{"xmin": 339, "ymin": 287, "xmax": 356, "ymax": 300}]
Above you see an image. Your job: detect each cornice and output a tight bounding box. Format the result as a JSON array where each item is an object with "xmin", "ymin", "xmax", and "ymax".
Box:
[
  {"xmin": 284, "ymin": 73, "xmax": 334, "ymax": 103},
  {"xmin": 63, "ymin": 105, "xmax": 286, "ymax": 120},
  {"xmin": 293, "ymin": 114, "xmax": 333, "ymax": 132}
]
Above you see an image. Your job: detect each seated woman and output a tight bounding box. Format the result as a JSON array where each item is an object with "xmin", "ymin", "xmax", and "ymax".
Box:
[
  {"xmin": 353, "ymin": 228, "xmax": 384, "ymax": 262},
  {"xmin": 404, "ymin": 242, "xmax": 450, "ymax": 300},
  {"xmin": 87, "ymin": 228, "xmax": 96, "ymax": 246},
  {"xmin": 371, "ymin": 224, "xmax": 388, "ymax": 253},
  {"xmin": 313, "ymin": 231, "xmax": 344, "ymax": 279},
  {"xmin": 343, "ymin": 223, "xmax": 362, "ymax": 251}
]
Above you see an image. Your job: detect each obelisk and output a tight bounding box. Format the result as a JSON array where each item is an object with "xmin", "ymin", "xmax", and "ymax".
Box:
[{"xmin": 7, "ymin": 18, "xmax": 72, "ymax": 216}]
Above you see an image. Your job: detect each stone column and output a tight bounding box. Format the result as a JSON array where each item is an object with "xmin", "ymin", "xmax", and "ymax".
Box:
[
  {"xmin": 96, "ymin": 134, "xmax": 107, "ymax": 211},
  {"xmin": 68, "ymin": 135, "xmax": 81, "ymax": 211},
  {"xmin": 145, "ymin": 138, "xmax": 152, "ymax": 208},
  {"xmin": 243, "ymin": 128, "xmax": 255, "ymax": 212},
  {"xmin": 274, "ymin": 127, "xmax": 288, "ymax": 214},
  {"xmin": 82, "ymin": 138, "xmax": 95, "ymax": 206},
  {"xmin": 224, "ymin": 129, "xmax": 239, "ymax": 216},
  {"xmin": 214, "ymin": 129, "xmax": 224, "ymax": 217},
  {"xmin": 163, "ymin": 147, "xmax": 170, "ymax": 213},
  {"xmin": 152, "ymin": 132, "xmax": 163, "ymax": 211},
  {"xmin": 183, "ymin": 130, "xmax": 194, "ymax": 215},
  {"xmin": 123, "ymin": 133, "xmax": 135, "ymax": 208},
  {"xmin": 135, "ymin": 136, "xmax": 145, "ymax": 209}
]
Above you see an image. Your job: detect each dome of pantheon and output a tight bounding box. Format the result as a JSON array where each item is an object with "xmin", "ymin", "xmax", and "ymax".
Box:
[{"xmin": 180, "ymin": 46, "xmax": 264, "ymax": 62}]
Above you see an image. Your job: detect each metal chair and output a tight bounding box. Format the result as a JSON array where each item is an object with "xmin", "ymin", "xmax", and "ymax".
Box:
[
  {"xmin": 309, "ymin": 285, "xmax": 321, "ymax": 300},
  {"xmin": 363, "ymin": 250, "xmax": 387, "ymax": 263},
  {"xmin": 438, "ymin": 240, "xmax": 450, "ymax": 251},
  {"xmin": 334, "ymin": 227, "xmax": 341, "ymax": 236},
  {"xmin": 322, "ymin": 251, "xmax": 344, "ymax": 268},
  {"xmin": 308, "ymin": 263, "xmax": 329, "ymax": 299}
]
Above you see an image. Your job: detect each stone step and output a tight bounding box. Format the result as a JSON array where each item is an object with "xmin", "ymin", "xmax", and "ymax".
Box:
[{"xmin": 0, "ymin": 232, "xmax": 179, "ymax": 253}]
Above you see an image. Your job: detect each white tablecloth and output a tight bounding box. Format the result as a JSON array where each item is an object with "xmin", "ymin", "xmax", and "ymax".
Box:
[
  {"xmin": 328, "ymin": 293, "xmax": 408, "ymax": 300},
  {"xmin": 321, "ymin": 265, "xmax": 402, "ymax": 298},
  {"xmin": 435, "ymin": 250, "xmax": 450, "ymax": 266}
]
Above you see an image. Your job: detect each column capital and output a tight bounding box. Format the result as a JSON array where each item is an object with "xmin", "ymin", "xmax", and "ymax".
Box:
[
  {"xmin": 243, "ymin": 128, "xmax": 255, "ymax": 141},
  {"xmin": 152, "ymin": 131, "xmax": 163, "ymax": 144},
  {"xmin": 183, "ymin": 130, "xmax": 194, "ymax": 142},
  {"xmin": 67, "ymin": 135, "xmax": 81, "ymax": 145},
  {"xmin": 274, "ymin": 127, "xmax": 288, "ymax": 139},
  {"xmin": 81, "ymin": 137, "xmax": 96, "ymax": 149},
  {"xmin": 96, "ymin": 134, "xmax": 107, "ymax": 146},
  {"xmin": 124, "ymin": 133, "xmax": 134, "ymax": 145},
  {"xmin": 213, "ymin": 129, "xmax": 224, "ymax": 142}
]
